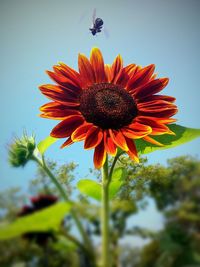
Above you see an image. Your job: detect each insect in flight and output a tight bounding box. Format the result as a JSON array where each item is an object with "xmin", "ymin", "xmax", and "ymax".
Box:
[{"xmin": 89, "ymin": 9, "xmax": 104, "ymax": 36}]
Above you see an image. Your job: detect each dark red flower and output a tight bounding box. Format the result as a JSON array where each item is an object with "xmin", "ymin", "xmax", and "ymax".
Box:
[{"xmin": 39, "ymin": 48, "xmax": 177, "ymax": 168}]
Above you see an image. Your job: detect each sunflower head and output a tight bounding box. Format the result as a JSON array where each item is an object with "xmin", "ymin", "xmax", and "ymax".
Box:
[{"xmin": 39, "ymin": 48, "xmax": 177, "ymax": 168}]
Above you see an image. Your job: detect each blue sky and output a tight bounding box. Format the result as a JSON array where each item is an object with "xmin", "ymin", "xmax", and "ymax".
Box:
[{"xmin": 1, "ymin": 0, "xmax": 200, "ymax": 193}]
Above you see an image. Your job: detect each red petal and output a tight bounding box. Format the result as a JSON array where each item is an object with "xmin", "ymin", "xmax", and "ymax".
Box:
[
  {"xmin": 123, "ymin": 64, "xmax": 137, "ymax": 77},
  {"xmin": 53, "ymin": 62, "xmax": 81, "ymax": 87},
  {"xmin": 127, "ymin": 64, "xmax": 155, "ymax": 91},
  {"xmin": 51, "ymin": 115, "xmax": 84, "ymax": 138},
  {"xmin": 111, "ymin": 55, "xmax": 123, "ymax": 82},
  {"xmin": 39, "ymin": 84, "xmax": 79, "ymax": 107},
  {"xmin": 78, "ymin": 53, "xmax": 95, "ymax": 88},
  {"xmin": 84, "ymin": 126, "xmax": 103, "ymax": 149},
  {"xmin": 46, "ymin": 71, "xmax": 81, "ymax": 92},
  {"xmin": 40, "ymin": 109, "xmax": 80, "ymax": 120},
  {"xmin": 104, "ymin": 130, "xmax": 117, "ymax": 156},
  {"xmin": 113, "ymin": 68, "xmax": 130, "ymax": 87},
  {"xmin": 116, "ymin": 64, "xmax": 137, "ymax": 88},
  {"xmin": 109, "ymin": 130, "xmax": 128, "ymax": 151},
  {"xmin": 137, "ymin": 94, "xmax": 176, "ymax": 103},
  {"xmin": 105, "ymin": 64, "xmax": 112, "ymax": 82},
  {"xmin": 136, "ymin": 117, "xmax": 175, "ymax": 135},
  {"xmin": 133, "ymin": 78, "xmax": 169, "ymax": 98},
  {"xmin": 137, "ymin": 95, "xmax": 178, "ymax": 118},
  {"xmin": 40, "ymin": 101, "xmax": 79, "ymax": 111},
  {"xmin": 122, "ymin": 122, "xmax": 152, "ymax": 139},
  {"xmin": 39, "ymin": 84, "xmax": 78, "ymax": 97},
  {"xmin": 60, "ymin": 137, "xmax": 74, "ymax": 148},
  {"xmin": 125, "ymin": 138, "xmax": 139, "ymax": 163},
  {"xmin": 40, "ymin": 102, "xmax": 69, "ymax": 111},
  {"xmin": 140, "ymin": 109, "xmax": 178, "ymax": 118},
  {"xmin": 71, "ymin": 123, "xmax": 93, "ymax": 141},
  {"xmin": 90, "ymin": 48, "xmax": 107, "ymax": 83},
  {"xmin": 93, "ymin": 140, "xmax": 106, "ymax": 169},
  {"xmin": 128, "ymin": 121, "xmax": 152, "ymax": 132},
  {"xmin": 143, "ymin": 136, "xmax": 164, "ymax": 146},
  {"xmin": 136, "ymin": 116, "xmax": 176, "ymax": 124},
  {"xmin": 40, "ymin": 102, "xmax": 80, "ymax": 119},
  {"xmin": 138, "ymin": 100, "xmax": 177, "ymax": 114}
]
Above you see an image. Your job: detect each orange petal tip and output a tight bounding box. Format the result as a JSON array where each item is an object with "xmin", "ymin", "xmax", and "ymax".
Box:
[
  {"xmin": 134, "ymin": 157, "xmax": 140, "ymax": 163},
  {"xmin": 78, "ymin": 53, "xmax": 85, "ymax": 58},
  {"xmin": 45, "ymin": 70, "xmax": 51, "ymax": 75},
  {"xmin": 38, "ymin": 84, "xmax": 44, "ymax": 90},
  {"xmin": 167, "ymin": 130, "xmax": 176, "ymax": 135},
  {"xmin": 57, "ymin": 61, "xmax": 65, "ymax": 65},
  {"xmin": 160, "ymin": 77, "xmax": 169, "ymax": 86},
  {"xmin": 91, "ymin": 47, "xmax": 100, "ymax": 53}
]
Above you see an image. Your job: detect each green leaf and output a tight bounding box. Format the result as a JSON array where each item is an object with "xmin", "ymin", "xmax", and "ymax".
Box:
[
  {"xmin": 77, "ymin": 170, "xmax": 125, "ymax": 201},
  {"xmin": 135, "ymin": 124, "xmax": 200, "ymax": 155},
  {"xmin": 0, "ymin": 202, "xmax": 71, "ymax": 240},
  {"xmin": 109, "ymin": 180, "xmax": 123, "ymax": 199},
  {"xmin": 112, "ymin": 167, "xmax": 127, "ymax": 181},
  {"xmin": 108, "ymin": 167, "xmax": 127, "ymax": 199},
  {"xmin": 77, "ymin": 179, "xmax": 101, "ymax": 201},
  {"xmin": 52, "ymin": 235, "xmax": 77, "ymax": 252},
  {"xmin": 37, "ymin": 136, "xmax": 58, "ymax": 155}
]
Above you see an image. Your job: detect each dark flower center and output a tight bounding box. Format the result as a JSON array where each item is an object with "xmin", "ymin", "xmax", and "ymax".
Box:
[{"xmin": 79, "ymin": 83, "xmax": 138, "ymax": 129}]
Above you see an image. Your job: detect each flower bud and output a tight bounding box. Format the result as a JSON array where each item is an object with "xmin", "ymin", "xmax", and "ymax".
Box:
[{"xmin": 8, "ymin": 133, "xmax": 36, "ymax": 167}]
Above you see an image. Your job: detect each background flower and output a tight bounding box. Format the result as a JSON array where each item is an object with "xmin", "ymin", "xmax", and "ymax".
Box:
[{"xmin": 18, "ymin": 194, "xmax": 58, "ymax": 246}]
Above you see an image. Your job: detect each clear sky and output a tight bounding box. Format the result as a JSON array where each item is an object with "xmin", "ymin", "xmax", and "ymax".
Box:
[{"xmin": 1, "ymin": 0, "xmax": 200, "ymax": 193}]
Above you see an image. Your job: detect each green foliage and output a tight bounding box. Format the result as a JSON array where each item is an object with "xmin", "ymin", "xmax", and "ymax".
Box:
[
  {"xmin": 0, "ymin": 202, "xmax": 71, "ymax": 240},
  {"xmin": 135, "ymin": 155, "xmax": 200, "ymax": 267},
  {"xmin": 0, "ymin": 236, "xmax": 80, "ymax": 267},
  {"xmin": 149, "ymin": 155, "xmax": 200, "ymax": 211}
]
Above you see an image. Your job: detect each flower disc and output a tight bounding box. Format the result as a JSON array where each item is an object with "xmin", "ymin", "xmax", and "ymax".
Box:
[{"xmin": 80, "ymin": 83, "xmax": 137, "ymax": 129}]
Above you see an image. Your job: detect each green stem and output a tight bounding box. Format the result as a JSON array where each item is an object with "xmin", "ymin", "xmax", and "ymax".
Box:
[
  {"xmin": 101, "ymin": 156, "xmax": 110, "ymax": 267},
  {"xmin": 32, "ymin": 155, "xmax": 92, "ymax": 252},
  {"xmin": 41, "ymin": 156, "xmax": 68, "ymax": 201},
  {"xmin": 60, "ymin": 226, "xmax": 86, "ymax": 251},
  {"xmin": 108, "ymin": 152, "xmax": 123, "ymax": 185}
]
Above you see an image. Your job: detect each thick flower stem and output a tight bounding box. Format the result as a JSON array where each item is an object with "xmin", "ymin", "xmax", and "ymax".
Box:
[
  {"xmin": 101, "ymin": 156, "xmax": 110, "ymax": 267},
  {"xmin": 32, "ymin": 156, "xmax": 93, "ymax": 256}
]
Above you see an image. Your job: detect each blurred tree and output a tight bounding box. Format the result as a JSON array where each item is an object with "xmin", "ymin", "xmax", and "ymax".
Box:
[
  {"xmin": 72, "ymin": 155, "xmax": 200, "ymax": 267},
  {"xmin": 1, "ymin": 155, "xmax": 200, "ymax": 267},
  {"xmin": 29, "ymin": 159, "xmax": 77, "ymax": 197},
  {"xmin": 0, "ymin": 187, "xmax": 26, "ymax": 221},
  {"xmin": 134, "ymin": 155, "xmax": 200, "ymax": 267}
]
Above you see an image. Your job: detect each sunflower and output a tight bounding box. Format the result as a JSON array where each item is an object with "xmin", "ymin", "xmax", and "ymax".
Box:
[{"xmin": 39, "ymin": 48, "xmax": 177, "ymax": 168}]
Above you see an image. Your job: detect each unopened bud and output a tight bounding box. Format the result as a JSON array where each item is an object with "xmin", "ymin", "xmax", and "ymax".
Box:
[{"xmin": 8, "ymin": 133, "xmax": 36, "ymax": 167}]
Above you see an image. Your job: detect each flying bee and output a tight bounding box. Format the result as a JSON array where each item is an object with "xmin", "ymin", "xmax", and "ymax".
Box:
[{"xmin": 89, "ymin": 8, "xmax": 104, "ymax": 36}]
